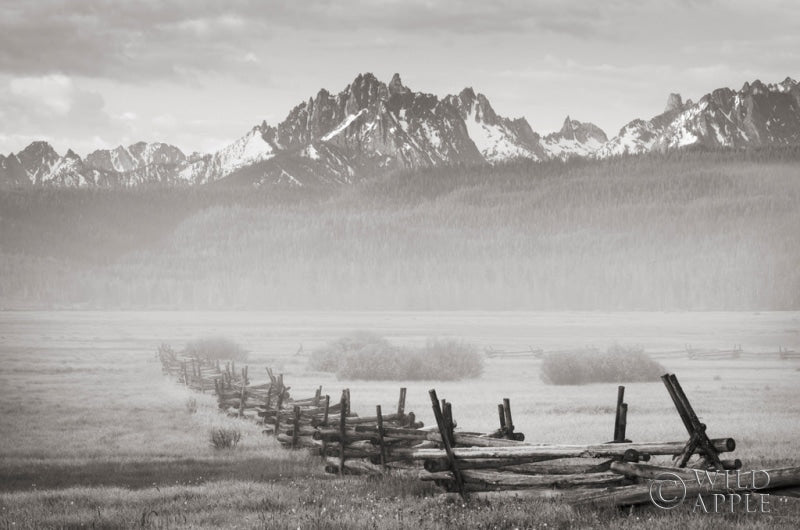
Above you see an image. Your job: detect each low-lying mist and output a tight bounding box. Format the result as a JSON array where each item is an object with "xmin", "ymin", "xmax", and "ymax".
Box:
[{"xmin": 1, "ymin": 149, "xmax": 799, "ymax": 310}]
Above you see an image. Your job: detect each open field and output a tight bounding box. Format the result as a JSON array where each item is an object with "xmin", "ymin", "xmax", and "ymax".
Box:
[{"xmin": 1, "ymin": 311, "xmax": 799, "ymax": 528}]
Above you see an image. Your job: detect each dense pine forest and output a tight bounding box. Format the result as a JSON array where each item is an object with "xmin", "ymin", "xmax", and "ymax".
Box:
[{"xmin": 1, "ymin": 148, "xmax": 799, "ymax": 310}]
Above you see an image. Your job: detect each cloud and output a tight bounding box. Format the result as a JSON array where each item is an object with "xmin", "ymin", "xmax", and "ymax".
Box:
[
  {"xmin": 0, "ymin": 0, "xmax": 658, "ymax": 83},
  {"xmin": 0, "ymin": 73, "xmax": 131, "ymax": 154},
  {"xmin": 9, "ymin": 75, "xmax": 75, "ymax": 114},
  {"xmin": 1, "ymin": 0, "xmax": 797, "ymax": 156}
]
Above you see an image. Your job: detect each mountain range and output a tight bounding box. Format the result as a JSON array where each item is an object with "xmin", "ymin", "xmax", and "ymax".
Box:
[{"xmin": 2, "ymin": 73, "xmax": 799, "ymax": 188}]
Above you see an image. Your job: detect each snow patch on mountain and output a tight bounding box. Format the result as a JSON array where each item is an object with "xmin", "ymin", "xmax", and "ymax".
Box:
[
  {"xmin": 322, "ymin": 109, "xmax": 368, "ymax": 141},
  {"xmin": 465, "ymin": 106, "xmax": 534, "ymax": 161}
]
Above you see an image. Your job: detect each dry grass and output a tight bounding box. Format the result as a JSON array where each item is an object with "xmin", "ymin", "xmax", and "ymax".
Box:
[{"xmin": 1, "ymin": 311, "xmax": 799, "ymax": 528}]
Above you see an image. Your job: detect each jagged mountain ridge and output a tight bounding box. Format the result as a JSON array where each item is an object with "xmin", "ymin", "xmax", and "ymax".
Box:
[
  {"xmin": 0, "ymin": 73, "xmax": 593, "ymax": 187},
  {"xmin": 598, "ymin": 77, "xmax": 800, "ymax": 157},
  {"xmin": 2, "ymin": 74, "xmax": 799, "ymax": 187}
]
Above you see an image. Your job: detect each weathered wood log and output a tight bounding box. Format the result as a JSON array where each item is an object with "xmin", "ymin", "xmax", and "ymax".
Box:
[
  {"xmin": 323, "ymin": 458, "xmax": 384, "ymax": 476},
  {"xmin": 433, "ymin": 433, "xmax": 529, "ymax": 448},
  {"xmin": 609, "ymin": 460, "xmax": 742, "ymax": 481},
  {"xmin": 571, "ymin": 466, "xmax": 800, "ymax": 507},
  {"xmin": 423, "ymin": 470, "xmax": 631, "ymax": 490},
  {"xmin": 354, "ymin": 427, "xmax": 525, "ymax": 447},
  {"xmin": 284, "ymin": 426, "xmax": 319, "ymax": 437},
  {"xmin": 441, "ymin": 489, "xmax": 565, "ymax": 501},
  {"xmin": 343, "ymin": 413, "xmax": 406, "ymax": 425},
  {"xmin": 484, "ymin": 429, "xmax": 526, "ymax": 441},
  {"xmin": 313, "ymin": 440, "xmax": 376, "ymax": 456},
  {"xmin": 276, "ymin": 433, "xmax": 317, "ymax": 448},
  {"xmin": 313, "ymin": 429, "xmax": 374, "ymax": 444},
  {"xmin": 424, "ymin": 457, "xmax": 626, "ymax": 474},
  {"xmin": 409, "ymin": 439, "xmax": 734, "ymax": 461}
]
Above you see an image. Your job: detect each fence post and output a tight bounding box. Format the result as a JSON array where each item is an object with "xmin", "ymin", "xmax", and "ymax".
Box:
[
  {"xmin": 502, "ymin": 398, "xmax": 514, "ymax": 439},
  {"xmin": 273, "ymin": 387, "xmax": 284, "ymax": 437},
  {"xmin": 443, "ymin": 402, "xmax": 455, "ymax": 444},
  {"xmin": 613, "ymin": 386, "xmax": 625, "ymax": 442},
  {"xmin": 320, "ymin": 395, "xmax": 330, "ymax": 461},
  {"xmin": 292, "ymin": 406, "xmax": 300, "ymax": 449},
  {"xmin": 238, "ymin": 369, "xmax": 247, "ymax": 418},
  {"xmin": 497, "ymin": 403, "xmax": 506, "ymax": 435},
  {"xmin": 339, "ymin": 390, "xmax": 348, "ymax": 475},
  {"xmin": 376, "ymin": 405, "xmax": 387, "ymax": 468},
  {"xmin": 397, "ymin": 387, "xmax": 407, "ymax": 418},
  {"xmin": 429, "ymin": 389, "xmax": 466, "ymax": 499}
]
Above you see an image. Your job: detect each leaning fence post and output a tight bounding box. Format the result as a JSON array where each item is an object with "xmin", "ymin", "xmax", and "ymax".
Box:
[
  {"xmin": 661, "ymin": 373, "xmax": 724, "ymax": 469},
  {"xmin": 429, "ymin": 389, "xmax": 466, "ymax": 499},
  {"xmin": 497, "ymin": 403, "xmax": 506, "ymax": 435}
]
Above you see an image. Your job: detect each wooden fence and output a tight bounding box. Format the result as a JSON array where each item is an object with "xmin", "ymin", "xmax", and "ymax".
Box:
[{"xmin": 157, "ymin": 344, "xmax": 800, "ymax": 508}]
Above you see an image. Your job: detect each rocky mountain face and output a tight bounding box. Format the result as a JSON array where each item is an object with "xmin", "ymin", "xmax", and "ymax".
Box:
[
  {"xmin": 2, "ymin": 74, "xmax": 799, "ymax": 188},
  {"xmin": 0, "ymin": 140, "xmax": 186, "ymax": 188},
  {"xmin": 598, "ymin": 77, "xmax": 800, "ymax": 157},
  {"xmin": 541, "ymin": 116, "xmax": 608, "ymax": 159}
]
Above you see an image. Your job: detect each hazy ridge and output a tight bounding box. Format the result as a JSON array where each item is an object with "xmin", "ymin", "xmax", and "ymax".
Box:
[{"xmin": 1, "ymin": 148, "xmax": 799, "ymax": 310}]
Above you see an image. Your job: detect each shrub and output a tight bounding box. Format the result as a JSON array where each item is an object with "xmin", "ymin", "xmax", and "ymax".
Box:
[
  {"xmin": 308, "ymin": 334, "xmax": 483, "ymax": 381},
  {"xmin": 210, "ymin": 427, "xmax": 241, "ymax": 449},
  {"xmin": 540, "ymin": 344, "xmax": 665, "ymax": 385},
  {"xmin": 185, "ymin": 337, "xmax": 248, "ymax": 361},
  {"xmin": 307, "ymin": 331, "xmax": 388, "ymax": 372}
]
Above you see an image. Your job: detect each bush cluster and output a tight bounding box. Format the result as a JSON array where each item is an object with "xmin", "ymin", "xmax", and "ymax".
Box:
[
  {"xmin": 540, "ymin": 344, "xmax": 665, "ymax": 385},
  {"xmin": 309, "ymin": 333, "xmax": 483, "ymax": 381},
  {"xmin": 184, "ymin": 337, "xmax": 248, "ymax": 361},
  {"xmin": 209, "ymin": 427, "xmax": 241, "ymax": 449}
]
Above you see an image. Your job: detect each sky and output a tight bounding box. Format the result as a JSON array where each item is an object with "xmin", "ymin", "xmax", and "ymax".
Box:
[{"xmin": 1, "ymin": 0, "xmax": 798, "ymax": 157}]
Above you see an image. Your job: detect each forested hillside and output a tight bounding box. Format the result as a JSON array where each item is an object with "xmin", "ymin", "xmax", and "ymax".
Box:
[{"xmin": 2, "ymin": 148, "xmax": 799, "ymax": 310}]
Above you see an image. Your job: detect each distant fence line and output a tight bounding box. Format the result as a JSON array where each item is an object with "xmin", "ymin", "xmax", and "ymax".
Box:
[{"xmin": 484, "ymin": 344, "xmax": 799, "ymax": 361}]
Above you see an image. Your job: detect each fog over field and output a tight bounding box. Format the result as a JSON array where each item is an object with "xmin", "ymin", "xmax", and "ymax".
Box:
[
  {"xmin": 2, "ymin": 1, "xmax": 800, "ymax": 528},
  {"xmin": 2, "ymin": 150, "xmax": 799, "ymax": 311}
]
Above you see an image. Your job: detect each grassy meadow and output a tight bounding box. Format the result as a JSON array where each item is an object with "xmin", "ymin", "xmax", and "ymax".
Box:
[{"xmin": 1, "ymin": 311, "xmax": 799, "ymax": 528}]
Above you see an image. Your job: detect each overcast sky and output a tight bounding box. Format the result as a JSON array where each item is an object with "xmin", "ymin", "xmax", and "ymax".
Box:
[{"xmin": 1, "ymin": 0, "xmax": 798, "ymax": 156}]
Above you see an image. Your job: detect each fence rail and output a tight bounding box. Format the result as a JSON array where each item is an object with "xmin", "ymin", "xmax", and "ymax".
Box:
[{"xmin": 157, "ymin": 343, "xmax": 800, "ymax": 507}]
